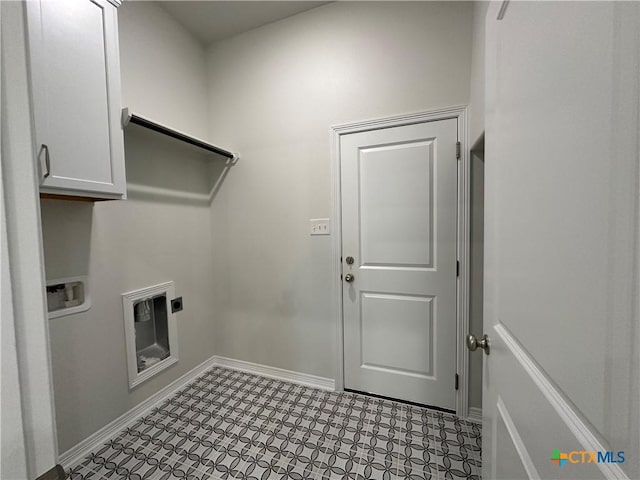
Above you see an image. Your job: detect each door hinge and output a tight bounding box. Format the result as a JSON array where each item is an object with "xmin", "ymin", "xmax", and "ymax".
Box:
[
  {"xmin": 456, "ymin": 261, "xmax": 460, "ymax": 277},
  {"xmin": 455, "ymin": 373, "xmax": 459, "ymax": 390},
  {"xmin": 456, "ymin": 141, "xmax": 461, "ymax": 160}
]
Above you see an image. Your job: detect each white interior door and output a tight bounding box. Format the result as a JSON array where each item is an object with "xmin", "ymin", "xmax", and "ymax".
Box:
[
  {"xmin": 341, "ymin": 118, "xmax": 459, "ymax": 409},
  {"xmin": 482, "ymin": 2, "xmax": 639, "ymax": 479}
]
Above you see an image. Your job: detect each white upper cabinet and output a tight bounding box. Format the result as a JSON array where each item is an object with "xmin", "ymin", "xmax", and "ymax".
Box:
[{"xmin": 26, "ymin": 0, "xmax": 126, "ymax": 199}]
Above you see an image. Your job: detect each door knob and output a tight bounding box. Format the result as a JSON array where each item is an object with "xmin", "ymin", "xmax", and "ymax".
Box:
[
  {"xmin": 467, "ymin": 334, "xmax": 490, "ymax": 355},
  {"xmin": 344, "ymin": 274, "xmax": 355, "ymax": 283}
]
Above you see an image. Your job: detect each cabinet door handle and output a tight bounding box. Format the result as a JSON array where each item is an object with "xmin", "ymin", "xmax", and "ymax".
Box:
[{"xmin": 40, "ymin": 144, "xmax": 51, "ymax": 178}]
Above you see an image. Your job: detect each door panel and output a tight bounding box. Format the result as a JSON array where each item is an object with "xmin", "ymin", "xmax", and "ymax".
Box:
[
  {"xmin": 483, "ymin": 1, "xmax": 639, "ymax": 479},
  {"xmin": 41, "ymin": 0, "xmax": 112, "ymax": 184},
  {"xmin": 359, "ymin": 141, "xmax": 434, "ymax": 267},
  {"xmin": 494, "ymin": 401, "xmax": 531, "ymax": 480},
  {"xmin": 361, "ymin": 293, "xmax": 434, "ymax": 376},
  {"xmin": 341, "ymin": 118, "xmax": 458, "ymax": 409}
]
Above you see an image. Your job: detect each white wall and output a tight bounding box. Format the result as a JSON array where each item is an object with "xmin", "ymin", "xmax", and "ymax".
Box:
[
  {"xmin": 43, "ymin": 1, "xmax": 217, "ymax": 453},
  {"xmin": 118, "ymin": 0, "xmax": 209, "ymax": 138},
  {"xmin": 206, "ymin": 2, "xmax": 474, "ymax": 380},
  {"xmin": 469, "ymin": 1, "xmax": 489, "ymax": 146},
  {"xmin": 45, "ymin": 2, "xmax": 479, "ymax": 453}
]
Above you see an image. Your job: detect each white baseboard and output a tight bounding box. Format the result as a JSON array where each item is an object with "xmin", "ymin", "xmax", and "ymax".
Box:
[
  {"xmin": 59, "ymin": 355, "xmax": 335, "ymax": 469},
  {"xmin": 467, "ymin": 406, "xmax": 482, "ymax": 423},
  {"xmin": 212, "ymin": 355, "xmax": 335, "ymax": 391},
  {"xmin": 58, "ymin": 355, "xmax": 218, "ymax": 469}
]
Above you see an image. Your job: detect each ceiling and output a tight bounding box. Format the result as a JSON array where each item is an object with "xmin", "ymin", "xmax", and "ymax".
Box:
[{"xmin": 158, "ymin": 1, "xmax": 330, "ymax": 45}]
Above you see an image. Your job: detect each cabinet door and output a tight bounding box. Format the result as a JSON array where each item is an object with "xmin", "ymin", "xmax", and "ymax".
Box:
[{"xmin": 27, "ymin": 0, "xmax": 126, "ymax": 198}]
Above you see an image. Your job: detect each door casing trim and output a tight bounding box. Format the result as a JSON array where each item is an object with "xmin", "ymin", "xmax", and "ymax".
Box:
[{"xmin": 330, "ymin": 105, "xmax": 471, "ymax": 417}]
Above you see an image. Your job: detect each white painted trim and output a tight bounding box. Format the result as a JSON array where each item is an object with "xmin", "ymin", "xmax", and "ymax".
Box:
[
  {"xmin": 330, "ymin": 106, "xmax": 471, "ymax": 417},
  {"xmin": 213, "ymin": 356, "xmax": 335, "ymax": 391},
  {"xmin": 131, "ymin": 357, "xmax": 179, "ymax": 389},
  {"xmin": 331, "ymin": 106, "xmax": 469, "ymax": 134},
  {"xmin": 122, "ymin": 282, "xmax": 179, "ymax": 389},
  {"xmin": 495, "ymin": 323, "xmax": 630, "ymax": 480},
  {"xmin": 58, "ymin": 355, "xmax": 219, "ymax": 469},
  {"xmin": 330, "ymin": 121, "xmax": 344, "ymax": 392},
  {"xmin": 2, "ymin": 3, "xmax": 58, "ymax": 475},
  {"xmin": 59, "ymin": 355, "xmax": 334, "ymax": 470},
  {"xmin": 467, "ymin": 406, "xmax": 482, "ymax": 424},
  {"xmin": 455, "ymin": 108, "xmax": 471, "ymax": 418},
  {"xmin": 1, "ymin": 40, "xmax": 29, "ymax": 476}
]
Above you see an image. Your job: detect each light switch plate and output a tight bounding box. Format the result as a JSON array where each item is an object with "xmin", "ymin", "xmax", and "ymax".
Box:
[{"xmin": 310, "ymin": 218, "xmax": 330, "ymax": 235}]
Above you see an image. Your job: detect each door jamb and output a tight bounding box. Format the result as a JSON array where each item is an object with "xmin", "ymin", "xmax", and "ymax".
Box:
[
  {"xmin": 330, "ymin": 105, "xmax": 471, "ymax": 417},
  {"xmin": 2, "ymin": 2, "xmax": 59, "ymax": 476}
]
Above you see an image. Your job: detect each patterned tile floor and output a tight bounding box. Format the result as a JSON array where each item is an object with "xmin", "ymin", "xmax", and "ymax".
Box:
[{"xmin": 67, "ymin": 367, "xmax": 482, "ymax": 480}]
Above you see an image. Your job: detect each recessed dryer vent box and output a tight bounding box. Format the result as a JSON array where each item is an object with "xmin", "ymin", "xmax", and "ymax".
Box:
[
  {"xmin": 122, "ymin": 282, "xmax": 179, "ymax": 389},
  {"xmin": 46, "ymin": 276, "xmax": 91, "ymax": 319}
]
